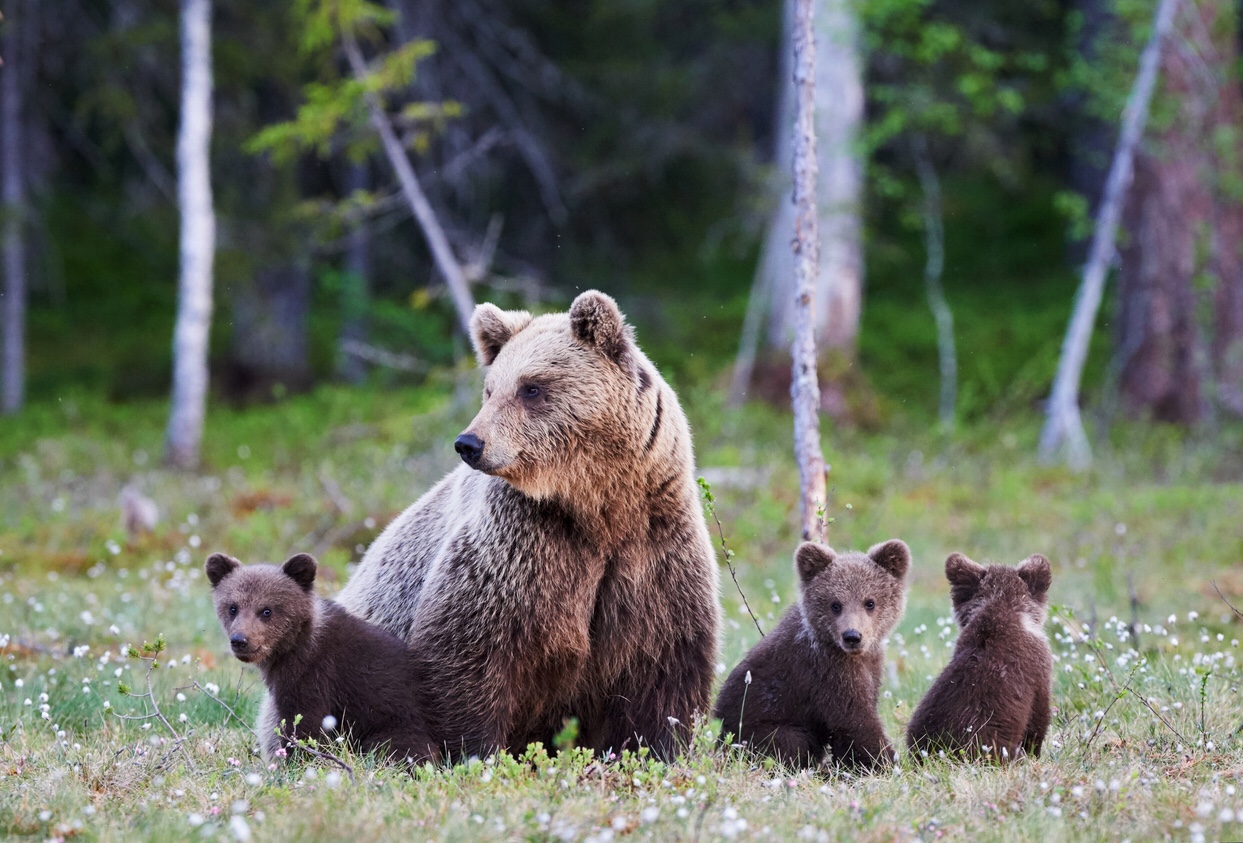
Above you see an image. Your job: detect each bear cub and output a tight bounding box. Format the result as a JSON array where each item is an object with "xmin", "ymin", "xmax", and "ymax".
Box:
[
  {"xmin": 206, "ymin": 552, "xmax": 438, "ymax": 763},
  {"xmin": 906, "ymin": 552, "xmax": 1053, "ymax": 762},
  {"xmin": 713, "ymin": 539, "xmax": 910, "ymax": 771}
]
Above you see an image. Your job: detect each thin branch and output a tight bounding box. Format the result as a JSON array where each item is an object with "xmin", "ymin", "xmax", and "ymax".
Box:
[
  {"xmin": 698, "ymin": 478, "xmax": 764, "ymax": 638},
  {"xmin": 341, "ymin": 29, "xmax": 475, "ymax": 335}
]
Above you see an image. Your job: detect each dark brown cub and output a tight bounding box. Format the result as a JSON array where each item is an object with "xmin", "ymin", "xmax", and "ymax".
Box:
[
  {"xmin": 713, "ymin": 539, "xmax": 910, "ymax": 772},
  {"xmin": 906, "ymin": 552, "xmax": 1054, "ymax": 762},
  {"xmin": 205, "ymin": 552, "xmax": 439, "ymax": 763}
]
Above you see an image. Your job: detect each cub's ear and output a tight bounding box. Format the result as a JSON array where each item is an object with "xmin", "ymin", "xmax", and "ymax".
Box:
[
  {"xmin": 945, "ymin": 552, "xmax": 984, "ymax": 605},
  {"xmin": 470, "ymin": 303, "xmax": 533, "ymax": 367},
  {"xmin": 205, "ymin": 553, "xmax": 240, "ymax": 588},
  {"xmin": 569, "ymin": 290, "xmax": 632, "ymax": 365},
  {"xmin": 795, "ymin": 542, "xmax": 836, "ymax": 584},
  {"xmin": 867, "ymin": 539, "xmax": 911, "ymax": 580},
  {"xmin": 281, "ymin": 553, "xmax": 317, "ymax": 592},
  {"xmin": 1016, "ymin": 554, "xmax": 1052, "ymax": 602}
]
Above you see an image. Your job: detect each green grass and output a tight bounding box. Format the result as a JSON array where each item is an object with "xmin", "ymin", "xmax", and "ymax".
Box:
[{"xmin": 1, "ymin": 382, "xmax": 1242, "ymax": 841}]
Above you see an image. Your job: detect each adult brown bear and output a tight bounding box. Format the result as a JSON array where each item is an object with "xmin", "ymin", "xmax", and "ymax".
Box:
[{"xmin": 338, "ymin": 290, "xmax": 721, "ymax": 760}]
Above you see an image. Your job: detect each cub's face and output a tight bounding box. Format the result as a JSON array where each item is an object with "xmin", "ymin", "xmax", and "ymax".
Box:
[
  {"xmin": 205, "ymin": 553, "xmax": 318, "ymax": 666},
  {"xmin": 458, "ymin": 291, "xmax": 646, "ymax": 500},
  {"xmin": 945, "ymin": 552, "xmax": 1052, "ymax": 633},
  {"xmin": 795, "ymin": 540, "xmax": 910, "ymax": 655}
]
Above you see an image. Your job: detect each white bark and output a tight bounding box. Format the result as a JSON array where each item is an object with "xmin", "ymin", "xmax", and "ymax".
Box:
[
  {"xmin": 165, "ymin": 0, "xmax": 216, "ymax": 469},
  {"xmin": 913, "ymin": 142, "xmax": 956, "ymax": 430},
  {"xmin": 1038, "ymin": 0, "xmax": 1178, "ymax": 467},
  {"xmin": 2, "ymin": 0, "xmax": 27, "ymax": 414},
  {"xmin": 342, "ymin": 32, "xmax": 475, "ymax": 336},
  {"xmin": 755, "ymin": 0, "xmax": 863, "ymax": 355},
  {"xmin": 791, "ymin": 0, "xmax": 827, "ymax": 543}
]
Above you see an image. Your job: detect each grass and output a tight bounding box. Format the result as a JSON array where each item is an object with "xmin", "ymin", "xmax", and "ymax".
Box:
[{"xmin": 1, "ymin": 381, "xmax": 1242, "ymax": 841}]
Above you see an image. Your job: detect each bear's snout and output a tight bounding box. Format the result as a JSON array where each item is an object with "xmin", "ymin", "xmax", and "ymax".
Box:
[
  {"xmin": 229, "ymin": 633, "xmax": 250, "ymax": 656},
  {"xmin": 841, "ymin": 628, "xmax": 863, "ymax": 651},
  {"xmin": 454, "ymin": 433, "xmax": 485, "ymax": 468}
]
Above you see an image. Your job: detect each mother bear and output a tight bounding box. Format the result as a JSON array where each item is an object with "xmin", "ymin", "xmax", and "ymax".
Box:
[{"xmin": 338, "ymin": 290, "xmax": 721, "ymax": 760}]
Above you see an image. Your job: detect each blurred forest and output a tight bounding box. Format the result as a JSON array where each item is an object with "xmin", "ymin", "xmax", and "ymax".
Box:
[{"xmin": 1, "ymin": 0, "xmax": 1242, "ymax": 458}]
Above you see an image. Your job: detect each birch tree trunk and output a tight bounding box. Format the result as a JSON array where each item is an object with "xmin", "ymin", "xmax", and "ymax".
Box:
[
  {"xmin": 791, "ymin": 0, "xmax": 827, "ymax": 543},
  {"xmin": 165, "ymin": 0, "xmax": 216, "ymax": 469},
  {"xmin": 1037, "ymin": 0, "xmax": 1178, "ymax": 467},
  {"xmin": 761, "ymin": 0, "xmax": 863, "ymax": 355},
  {"xmin": 342, "ymin": 31, "xmax": 475, "ymax": 336},
  {"xmin": 2, "ymin": 0, "xmax": 27, "ymax": 414},
  {"xmin": 913, "ymin": 142, "xmax": 956, "ymax": 431}
]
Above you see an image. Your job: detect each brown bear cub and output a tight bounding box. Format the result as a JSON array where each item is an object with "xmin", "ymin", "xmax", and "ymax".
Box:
[
  {"xmin": 906, "ymin": 553, "xmax": 1053, "ymax": 762},
  {"xmin": 713, "ymin": 540, "xmax": 910, "ymax": 771},
  {"xmin": 206, "ymin": 552, "xmax": 439, "ymax": 764}
]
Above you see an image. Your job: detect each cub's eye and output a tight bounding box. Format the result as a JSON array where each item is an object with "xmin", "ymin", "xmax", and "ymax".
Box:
[
  {"xmin": 830, "ymin": 602, "xmax": 842, "ymax": 615},
  {"xmin": 261, "ymin": 608, "xmax": 272, "ymax": 618},
  {"xmin": 520, "ymin": 384, "xmax": 542, "ymax": 399},
  {"xmin": 864, "ymin": 600, "xmax": 876, "ymax": 611},
  {"xmin": 228, "ymin": 604, "xmax": 237, "ymax": 617}
]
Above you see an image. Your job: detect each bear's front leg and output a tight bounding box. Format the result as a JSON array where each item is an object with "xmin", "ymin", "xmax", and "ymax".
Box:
[
  {"xmin": 1022, "ymin": 682, "xmax": 1051, "ymax": 758},
  {"xmin": 827, "ymin": 714, "xmax": 895, "ymax": 772}
]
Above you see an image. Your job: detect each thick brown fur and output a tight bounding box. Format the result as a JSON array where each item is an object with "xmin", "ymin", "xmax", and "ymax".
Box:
[
  {"xmin": 906, "ymin": 553, "xmax": 1054, "ymax": 762},
  {"xmin": 206, "ymin": 552, "xmax": 438, "ymax": 764},
  {"xmin": 336, "ymin": 291, "xmax": 721, "ymax": 760},
  {"xmin": 713, "ymin": 540, "xmax": 910, "ymax": 771}
]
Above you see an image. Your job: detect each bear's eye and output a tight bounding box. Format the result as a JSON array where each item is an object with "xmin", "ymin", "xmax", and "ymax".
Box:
[
  {"xmin": 228, "ymin": 604, "xmax": 237, "ymax": 617},
  {"xmin": 830, "ymin": 602, "xmax": 842, "ymax": 615},
  {"xmin": 261, "ymin": 608, "xmax": 272, "ymax": 618},
  {"xmin": 864, "ymin": 599, "xmax": 875, "ymax": 611},
  {"xmin": 519, "ymin": 384, "xmax": 542, "ymax": 400}
]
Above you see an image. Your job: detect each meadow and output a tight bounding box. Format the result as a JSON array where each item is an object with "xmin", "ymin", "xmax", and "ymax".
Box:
[{"xmin": 1, "ymin": 378, "xmax": 1241, "ymax": 841}]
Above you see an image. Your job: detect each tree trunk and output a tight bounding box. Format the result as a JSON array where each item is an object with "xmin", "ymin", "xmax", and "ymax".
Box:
[
  {"xmin": 338, "ymin": 159, "xmax": 370, "ymax": 385},
  {"xmin": 2, "ymin": 0, "xmax": 27, "ymax": 414},
  {"xmin": 760, "ymin": 0, "xmax": 863, "ymax": 356},
  {"xmin": 1038, "ymin": 0, "xmax": 1178, "ymax": 466},
  {"xmin": 165, "ymin": 0, "xmax": 216, "ymax": 469},
  {"xmin": 1116, "ymin": 0, "xmax": 1242, "ymax": 424},
  {"xmin": 1210, "ymin": 4, "xmax": 1243, "ymax": 416},
  {"xmin": 791, "ymin": 0, "xmax": 827, "ymax": 544},
  {"xmin": 227, "ymin": 264, "xmax": 311, "ymax": 402},
  {"xmin": 913, "ymin": 141, "xmax": 956, "ymax": 431}
]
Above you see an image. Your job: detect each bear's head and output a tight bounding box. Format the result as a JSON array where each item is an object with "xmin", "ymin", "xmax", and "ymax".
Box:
[
  {"xmin": 457, "ymin": 290, "xmax": 657, "ymax": 501},
  {"xmin": 795, "ymin": 539, "xmax": 910, "ymax": 656},
  {"xmin": 944, "ymin": 552, "xmax": 1051, "ymax": 633},
  {"xmin": 205, "ymin": 552, "xmax": 318, "ymax": 666}
]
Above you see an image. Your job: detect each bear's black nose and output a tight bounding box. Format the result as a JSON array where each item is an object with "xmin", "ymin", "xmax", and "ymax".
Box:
[
  {"xmin": 454, "ymin": 433, "xmax": 485, "ymax": 467},
  {"xmin": 841, "ymin": 629, "xmax": 862, "ymax": 648},
  {"xmin": 229, "ymin": 633, "xmax": 249, "ymax": 652}
]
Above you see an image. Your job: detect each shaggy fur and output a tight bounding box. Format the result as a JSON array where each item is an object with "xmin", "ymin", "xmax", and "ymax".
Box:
[
  {"xmin": 206, "ymin": 552, "xmax": 438, "ymax": 764},
  {"xmin": 713, "ymin": 540, "xmax": 910, "ymax": 771},
  {"xmin": 906, "ymin": 553, "xmax": 1054, "ymax": 762},
  {"xmin": 336, "ymin": 290, "xmax": 721, "ymax": 760}
]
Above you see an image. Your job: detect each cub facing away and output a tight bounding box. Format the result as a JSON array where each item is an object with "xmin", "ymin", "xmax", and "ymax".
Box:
[
  {"xmin": 906, "ymin": 552, "xmax": 1053, "ymax": 762},
  {"xmin": 206, "ymin": 552, "xmax": 438, "ymax": 764},
  {"xmin": 713, "ymin": 540, "xmax": 910, "ymax": 771}
]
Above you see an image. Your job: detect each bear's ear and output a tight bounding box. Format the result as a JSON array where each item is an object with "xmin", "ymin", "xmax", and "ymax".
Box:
[
  {"xmin": 569, "ymin": 290, "xmax": 632, "ymax": 365},
  {"xmin": 1016, "ymin": 554, "xmax": 1052, "ymax": 602},
  {"xmin": 470, "ymin": 303, "xmax": 533, "ymax": 367},
  {"xmin": 281, "ymin": 553, "xmax": 317, "ymax": 592},
  {"xmin": 867, "ymin": 539, "xmax": 911, "ymax": 580},
  {"xmin": 205, "ymin": 553, "xmax": 240, "ymax": 588},
  {"xmin": 945, "ymin": 552, "xmax": 984, "ymax": 605},
  {"xmin": 795, "ymin": 542, "xmax": 835, "ymax": 583}
]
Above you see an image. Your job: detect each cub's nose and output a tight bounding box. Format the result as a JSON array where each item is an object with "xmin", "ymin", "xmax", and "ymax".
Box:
[
  {"xmin": 229, "ymin": 633, "xmax": 249, "ymax": 653},
  {"xmin": 454, "ymin": 433, "xmax": 485, "ymax": 468},
  {"xmin": 841, "ymin": 629, "xmax": 863, "ymax": 648}
]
